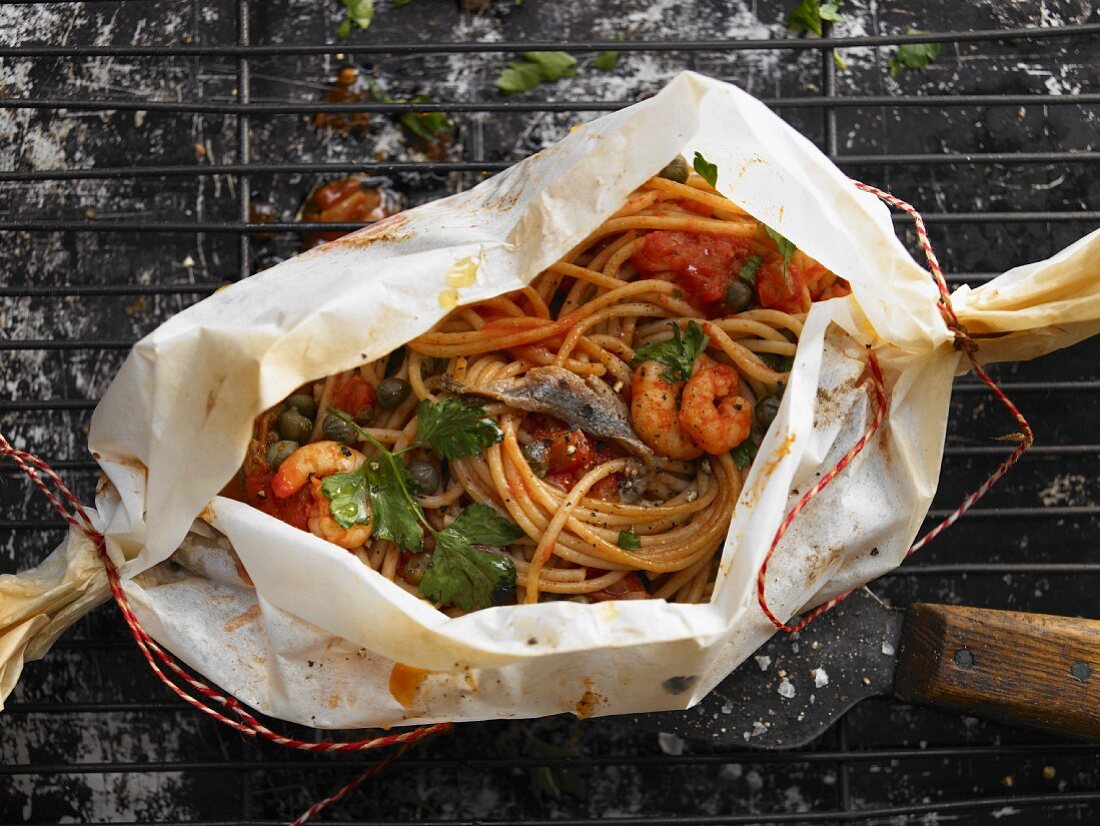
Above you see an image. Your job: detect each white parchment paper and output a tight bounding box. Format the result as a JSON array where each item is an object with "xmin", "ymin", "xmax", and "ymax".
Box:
[{"xmin": 4, "ymin": 73, "xmax": 1099, "ymax": 727}]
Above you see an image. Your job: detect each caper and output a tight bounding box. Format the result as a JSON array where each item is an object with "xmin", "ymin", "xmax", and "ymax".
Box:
[
  {"xmin": 322, "ymin": 413, "xmax": 358, "ymax": 445},
  {"xmin": 376, "ymin": 377, "xmax": 412, "ymax": 410},
  {"xmin": 285, "ymin": 393, "xmax": 317, "ymax": 419},
  {"xmin": 657, "ymin": 155, "xmax": 689, "ymax": 184},
  {"xmin": 278, "ymin": 409, "xmax": 313, "ymax": 443},
  {"xmin": 724, "ymin": 279, "xmax": 753, "ymax": 313},
  {"xmin": 267, "ymin": 440, "xmax": 299, "ymax": 470},
  {"xmin": 407, "ymin": 460, "xmax": 440, "ymax": 494},
  {"xmin": 400, "ymin": 552, "xmax": 432, "ymax": 586},
  {"xmin": 492, "ymin": 581, "xmax": 517, "ymax": 606},
  {"xmin": 756, "ymin": 395, "xmax": 782, "ymax": 428}
]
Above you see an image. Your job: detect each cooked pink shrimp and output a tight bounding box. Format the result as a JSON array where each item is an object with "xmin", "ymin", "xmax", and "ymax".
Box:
[
  {"xmin": 272, "ymin": 440, "xmax": 372, "ymax": 549},
  {"xmin": 678, "ymin": 356, "xmax": 753, "ymax": 455},
  {"xmin": 630, "ymin": 360, "xmax": 703, "ymax": 460}
]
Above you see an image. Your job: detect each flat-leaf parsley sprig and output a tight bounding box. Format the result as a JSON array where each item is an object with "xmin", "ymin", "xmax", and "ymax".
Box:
[
  {"xmin": 632, "ymin": 320, "xmax": 710, "ymax": 384},
  {"xmin": 320, "ymin": 403, "xmax": 522, "ymax": 610}
]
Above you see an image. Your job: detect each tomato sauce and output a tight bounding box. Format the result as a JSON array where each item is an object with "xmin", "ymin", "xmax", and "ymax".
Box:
[
  {"xmin": 631, "ymin": 231, "xmax": 757, "ymax": 316},
  {"xmin": 631, "ymin": 229, "xmax": 815, "ymax": 315},
  {"xmin": 244, "ymin": 466, "xmax": 311, "ymax": 531}
]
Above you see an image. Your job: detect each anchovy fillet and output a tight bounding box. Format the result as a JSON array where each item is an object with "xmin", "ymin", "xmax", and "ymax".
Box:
[{"xmin": 442, "ymin": 366, "xmax": 652, "ymax": 460}]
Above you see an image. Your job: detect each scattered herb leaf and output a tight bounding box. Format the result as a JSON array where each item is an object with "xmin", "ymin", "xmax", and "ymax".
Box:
[
  {"xmin": 692, "ymin": 151, "xmax": 718, "ymax": 188},
  {"xmin": 320, "ymin": 467, "xmax": 372, "ymax": 529},
  {"xmin": 632, "ymin": 320, "xmax": 710, "ymax": 384},
  {"xmin": 393, "ymin": 0, "xmax": 411, "ymax": 6},
  {"xmin": 416, "ymin": 397, "xmax": 503, "ymax": 460},
  {"xmin": 617, "ymin": 531, "xmax": 641, "ymax": 550},
  {"xmin": 593, "ymin": 50, "xmax": 619, "ymax": 71},
  {"xmin": 888, "ymin": 30, "xmax": 941, "ymax": 78},
  {"xmin": 730, "ymin": 438, "xmax": 759, "ymax": 470},
  {"xmin": 337, "ymin": 0, "xmax": 375, "ymax": 38},
  {"xmin": 787, "ymin": 0, "xmax": 843, "ymax": 37},
  {"xmin": 739, "ymin": 254, "xmax": 764, "ymax": 286},
  {"xmin": 522, "ymin": 51, "xmax": 577, "ymax": 81},
  {"xmin": 496, "ymin": 51, "xmax": 577, "ymax": 93},
  {"xmin": 496, "ymin": 61, "xmax": 547, "ymax": 94},
  {"xmin": 764, "ymin": 224, "xmax": 797, "ymax": 277},
  {"xmin": 399, "ymin": 95, "xmax": 453, "ymax": 141}
]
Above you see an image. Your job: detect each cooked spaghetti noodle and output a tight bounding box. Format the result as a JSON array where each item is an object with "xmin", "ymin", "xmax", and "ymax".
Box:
[{"xmin": 231, "ymin": 160, "xmax": 849, "ymax": 612}]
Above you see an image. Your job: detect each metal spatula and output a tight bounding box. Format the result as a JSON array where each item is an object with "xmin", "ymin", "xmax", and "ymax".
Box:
[{"xmin": 633, "ymin": 588, "xmax": 1100, "ymax": 747}]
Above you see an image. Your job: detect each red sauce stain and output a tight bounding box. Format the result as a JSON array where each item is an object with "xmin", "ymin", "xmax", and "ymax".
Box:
[
  {"xmin": 223, "ymin": 604, "xmax": 261, "ymax": 634},
  {"xmin": 389, "ymin": 663, "xmax": 433, "ymax": 709},
  {"xmin": 574, "ymin": 677, "xmax": 605, "ymax": 720}
]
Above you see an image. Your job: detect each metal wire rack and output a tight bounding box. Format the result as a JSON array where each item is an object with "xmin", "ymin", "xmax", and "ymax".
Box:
[{"xmin": 2, "ymin": 0, "xmax": 1099, "ymax": 823}]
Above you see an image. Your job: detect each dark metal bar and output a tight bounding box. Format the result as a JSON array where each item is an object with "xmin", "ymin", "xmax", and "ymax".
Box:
[
  {"xmin": 236, "ymin": 0, "xmax": 251, "ymax": 282},
  {"xmin": 2, "ymin": 152, "xmax": 1096, "ymax": 184},
  {"xmin": 1, "ymin": 22, "xmax": 1097, "ymax": 57},
  {"xmin": 3, "ymin": 743, "xmax": 1097, "ymax": 771},
  {"xmin": 1, "ymin": 211, "xmax": 1095, "ymax": 234},
  {"xmin": 6, "ymin": 92, "xmax": 1098, "ymax": 115},
  {"xmin": 0, "ymin": 283, "xmax": 223, "ymax": 297}
]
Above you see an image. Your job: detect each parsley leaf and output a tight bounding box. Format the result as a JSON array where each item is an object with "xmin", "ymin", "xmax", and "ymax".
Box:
[
  {"xmin": 632, "ymin": 320, "xmax": 710, "ymax": 384},
  {"xmin": 361, "ymin": 448, "xmax": 425, "ymax": 551},
  {"xmin": 496, "ymin": 61, "xmax": 546, "ymax": 94},
  {"xmin": 692, "ymin": 151, "xmax": 718, "ymax": 188},
  {"xmin": 337, "ymin": 0, "xmax": 374, "ymax": 38},
  {"xmin": 730, "ymin": 438, "xmax": 759, "ymax": 471},
  {"xmin": 739, "ymin": 254, "xmax": 764, "ymax": 287},
  {"xmin": 888, "ymin": 31, "xmax": 941, "ymax": 78},
  {"xmin": 365, "ymin": 80, "xmax": 453, "ymax": 142},
  {"xmin": 522, "ymin": 51, "xmax": 577, "ymax": 81},
  {"xmin": 787, "ymin": 0, "xmax": 843, "ymax": 37},
  {"xmin": 321, "ymin": 469, "xmax": 371, "ymax": 529},
  {"xmin": 593, "ymin": 50, "xmax": 619, "ymax": 71},
  {"xmin": 618, "ymin": 531, "xmax": 641, "ymax": 551},
  {"xmin": 393, "ymin": 0, "xmax": 411, "ymax": 6},
  {"xmin": 445, "ymin": 503, "xmax": 526, "ymax": 546},
  {"xmin": 320, "ymin": 413, "xmax": 426, "ymax": 551},
  {"xmin": 420, "ymin": 505, "xmax": 521, "ymax": 611},
  {"xmin": 496, "ymin": 52, "xmax": 577, "ymax": 94},
  {"xmin": 416, "ymin": 397, "xmax": 503, "ymax": 460},
  {"xmin": 399, "ymin": 95, "xmax": 454, "ymax": 141},
  {"xmin": 764, "ymin": 225, "xmax": 797, "ymax": 276}
]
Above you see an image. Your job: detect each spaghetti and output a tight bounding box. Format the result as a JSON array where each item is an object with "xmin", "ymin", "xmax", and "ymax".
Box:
[{"xmin": 230, "ymin": 159, "xmax": 849, "ymax": 612}]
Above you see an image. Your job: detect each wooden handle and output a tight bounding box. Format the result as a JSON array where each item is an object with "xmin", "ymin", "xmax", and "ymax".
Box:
[{"xmin": 894, "ymin": 603, "xmax": 1100, "ymax": 740}]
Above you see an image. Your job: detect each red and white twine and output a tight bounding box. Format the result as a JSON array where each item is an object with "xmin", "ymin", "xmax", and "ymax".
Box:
[
  {"xmin": 2, "ymin": 181, "xmax": 1033, "ymax": 819},
  {"xmin": 756, "ymin": 181, "xmax": 1035, "ymax": 633},
  {"xmin": 0, "ymin": 434, "xmax": 450, "ymax": 823}
]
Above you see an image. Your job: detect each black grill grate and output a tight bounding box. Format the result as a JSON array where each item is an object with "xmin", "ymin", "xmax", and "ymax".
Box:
[{"xmin": 2, "ymin": 1, "xmax": 1099, "ymax": 823}]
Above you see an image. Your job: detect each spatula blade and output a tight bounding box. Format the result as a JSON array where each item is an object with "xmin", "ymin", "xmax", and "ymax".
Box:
[{"xmin": 631, "ymin": 587, "xmax": 904, "ymax": 749}]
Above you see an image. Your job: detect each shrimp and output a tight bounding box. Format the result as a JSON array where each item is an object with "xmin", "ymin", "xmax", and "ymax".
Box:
[
  {"xmin": 678, "ymin": 356, "xmax": 753, "ymax": 455},
  {"xmin": 272, "ymin": 440, "xmax": 372, "ymax": 549},
  {"xmin": 630, "ymin": 360, "xmax": 703, "ymax": 460}
]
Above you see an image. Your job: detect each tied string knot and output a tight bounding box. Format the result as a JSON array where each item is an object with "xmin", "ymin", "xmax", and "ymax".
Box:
[
  {"xmin": 0, "ymin": 432, "xmax": 450, "ymax": 826},
  {"xmin": 757, "ymin": 181, "xmax": 1034, "ymax": 634}
]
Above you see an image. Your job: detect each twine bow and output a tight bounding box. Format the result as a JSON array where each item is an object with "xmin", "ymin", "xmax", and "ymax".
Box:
[{"xmin": 756, "ymin": 181, "xmax": 1035, "ymax": 633}]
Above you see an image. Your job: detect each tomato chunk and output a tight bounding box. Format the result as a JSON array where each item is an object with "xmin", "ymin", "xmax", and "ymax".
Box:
[
  {"xmin": 332, "ymin": 375, "xmax": 376, "ymax": 419},
  {"xmin": 755, "ymin": 260, "xmax": 811, "ymax": 314},
  {"xmin": 527, "ymin": 416, "xmax": 621, "ymax": 497},
  {"xmin": 589, "ymin": 572, "xmax": 649, "ymax": 602},
  {"xmin": 631, "ymin": 231, "xmax": 756, "ymax": 316}
]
